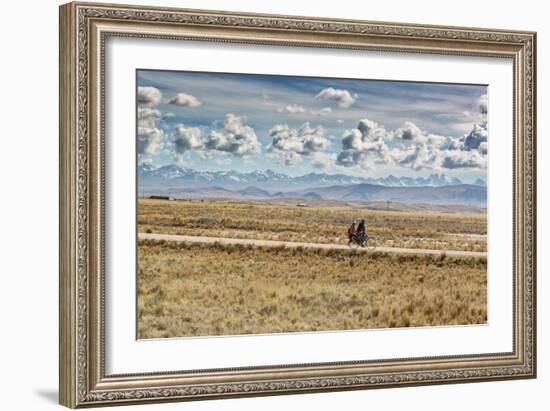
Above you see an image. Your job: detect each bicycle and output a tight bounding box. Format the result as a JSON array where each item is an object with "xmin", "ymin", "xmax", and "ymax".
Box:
[{"xmin": 348, "ymin": 234, "xmax": 376, "ymax": 251}]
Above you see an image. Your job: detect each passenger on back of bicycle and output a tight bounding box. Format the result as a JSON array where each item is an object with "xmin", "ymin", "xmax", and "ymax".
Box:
[{"xmin": 347, "ymin": 221, "xmax": 357, "ymax": 245}]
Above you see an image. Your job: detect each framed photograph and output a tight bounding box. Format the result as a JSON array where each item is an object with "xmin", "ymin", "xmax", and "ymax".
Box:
[{"xmin": 59, "ymin": 2, "xmax": 537, "ymax": 408}]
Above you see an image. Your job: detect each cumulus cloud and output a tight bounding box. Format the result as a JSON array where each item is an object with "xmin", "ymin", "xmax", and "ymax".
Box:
[
  {"xmin": 276, "ymin": 104, "xmax": 305, "ymax": 114},
  {"xmin": 169, "ymin": 93, "xmax": 202, "ymax": 107},
  {"xmin": 394, "ymin": 121, "xmax": 447, "ymax": 147},
  {"xmin": 137, "ymin": 127, "xmax": 163, "ymax": 156},
  {"xmin": 479, "ymin": 94, "xmax": 488, "ymax": 115},
  {"xmin": 426, "ymin": 134, "xmax": 449, "ymax": 147},
  {"xmin": 137, "ymin": 86, "xmax": 162, "ymax": 106},
  {"xmin": 204, "ymin": 114, "xmax": 261, "ymax": 157},
  {"xmin": 439, "ymin": 149, "xmax": 487, "ymax": 169},
  {"xmin": 316, "ymin": 87, "xmax": 357, "ymax": 109},
  {"xmin": 163, "ymin": 115, "xmax": 261, "ymax": 159},
  {"xmin": 479, "ymin": 142, "xmax": 488, "ymax": 155},
  {"xmin": 174, "ymin": 125, "xmax": 202, "ymax": 153},
  {"xmin": 137, "ymin": 107, "xmax": 161, "ymax": 129},
  {"xmin": 395, "ymin": 121, "xmax": 423, "ymax": 141},
  {"xmin": 336, "ymin": 150, "xmax": 369, "ymax": 169},
  {"xmin": 268, "ymin": 123, "xmax": 331, "ymax": 161},
  {"xmin": 445, "ymin": 122, "xmax": 487, "ymax": 151},
  {"xmin": 464, "ymin": 122, "xmax": 488, "ymax": 150},
  {"xmin": 137, "ymin": 106, "xmax": 164, "ymax": 158},
  {"xmin": 448, "ymin": 138, "xmax": 465, "ymax": 151},
  {"xmin": 394, "ymin": 144, "xmax": 486, "ymax": 171},
  {"xmin": 336, "ymin": 117, "xmax": 487, "ymax": 171},
  {"xmin": 393, "ymin": 143, "xmax": 439, "ymax": 171},
  {"xmin": 396, "ymin": 121, "xmax": 488, "ymax": 170},
  {"xmin": 336, "ymin": 119, "xmax": 393, "ymax": 169}
]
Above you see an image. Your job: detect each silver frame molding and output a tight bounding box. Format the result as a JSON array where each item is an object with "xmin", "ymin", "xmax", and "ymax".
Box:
[{"xmin": 59, "ymin": 2, "xmax": 536, "ymax": 408}]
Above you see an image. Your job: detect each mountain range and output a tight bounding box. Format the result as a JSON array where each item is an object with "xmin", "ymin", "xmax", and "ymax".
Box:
[
  {"xmin": 138, "ymin": 165, "xmax": 487, "ymax": 207},
  {"xmin": 138, "ymin": 164, "xmax": 485, "ymax": 189}
]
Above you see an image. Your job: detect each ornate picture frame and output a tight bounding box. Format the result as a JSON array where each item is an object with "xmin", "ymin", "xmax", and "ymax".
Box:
[{"xmin": 59, "ymin": 2, "xmax": 536, "ymax": 408}]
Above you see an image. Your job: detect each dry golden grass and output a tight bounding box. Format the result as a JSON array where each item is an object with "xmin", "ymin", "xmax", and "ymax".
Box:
[
  {"xmin": 138, "ymin": 198, "xmax": 487, "ymax": 252},
  {"xmin": 138, "ymin": 240, "xmax": 487, "ymax": 339}
]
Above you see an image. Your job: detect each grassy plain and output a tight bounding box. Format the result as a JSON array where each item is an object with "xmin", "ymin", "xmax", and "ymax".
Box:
[
  {"xmin": 138, "ymin": 240, "xmax": 487, "ymax": 338},
  {"xmin": 138, "ymin": 198, "xmax": 487, "ymax": 252}
]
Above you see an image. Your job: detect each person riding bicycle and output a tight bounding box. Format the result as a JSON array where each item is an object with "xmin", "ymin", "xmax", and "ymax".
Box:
[
  {"xmin": 357, "ymin": 218, "xmax": 367, "ymax": 244},
  {"xmin": 347, "ymin": 222, "xmax": 357, "ymax": 244}
]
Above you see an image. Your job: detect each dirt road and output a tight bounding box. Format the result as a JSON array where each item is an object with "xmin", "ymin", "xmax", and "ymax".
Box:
[{"xmin": 138, "ymin": 232, "xmax": 487, "ymax": 257}]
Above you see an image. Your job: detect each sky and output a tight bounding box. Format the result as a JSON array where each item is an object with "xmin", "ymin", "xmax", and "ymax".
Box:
[{"xmin": 137, "ymin": 69, "xmax": 488, "ymax": 182}]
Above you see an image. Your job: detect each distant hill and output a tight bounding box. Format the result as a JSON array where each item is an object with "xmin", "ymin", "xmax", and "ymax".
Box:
[
  {"xmin": 283, "ymin": 183, "xmax": 486, "ymax": 207},
  {"xmin": 237, "ymin": 186, "xmax": 272, "ymax": 198}
]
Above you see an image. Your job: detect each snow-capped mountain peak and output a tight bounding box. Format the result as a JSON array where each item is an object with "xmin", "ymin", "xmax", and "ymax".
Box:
[{"xmin": 139, "ymin": 165, "xmax": 467, "ymax": 190}]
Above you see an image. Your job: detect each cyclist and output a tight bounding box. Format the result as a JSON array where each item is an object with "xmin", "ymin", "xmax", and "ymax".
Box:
[{"xmin": 357, "ymin": 218, "xmax": 367, "ymax": 244}]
